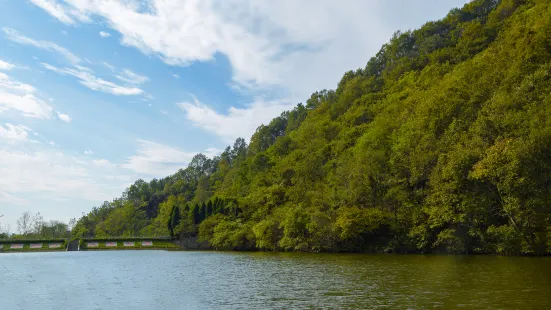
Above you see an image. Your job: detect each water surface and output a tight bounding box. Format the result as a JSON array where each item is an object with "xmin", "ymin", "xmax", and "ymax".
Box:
[{"xmin": 1, "ymin": 251, "xmax": 550, "ymax": 309}]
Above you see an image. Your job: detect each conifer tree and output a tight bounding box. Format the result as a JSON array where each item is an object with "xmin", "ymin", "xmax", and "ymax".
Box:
[{"xmin": 206, "ymin": 200, "xmax": 213, "ymax": 217}]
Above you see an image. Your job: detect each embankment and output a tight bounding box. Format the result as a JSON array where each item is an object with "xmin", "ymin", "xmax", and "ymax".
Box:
[
  {"xmin": 79, "ymin": 237, "xmax": 180, "ymax": 251},
  {"xmin": 0, "ymin": 239, "xmax": 67, "ymax": 253}
]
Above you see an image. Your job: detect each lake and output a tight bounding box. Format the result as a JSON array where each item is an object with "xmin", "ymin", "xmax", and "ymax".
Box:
[{"xmin": 0, "ymin": 251, "xmax": 550, "ymax": 309}]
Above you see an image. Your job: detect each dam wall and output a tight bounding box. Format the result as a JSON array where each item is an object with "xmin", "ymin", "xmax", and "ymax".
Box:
[
  {"xmin": 0, "ymin": 239, "xmax": 67, "ymax": 252},
  {"xmin": 79, "ymin": 237, "xmax": 180, "ymax": 251},
  {"xmin": 1, "ymin": 237, "xmax": 184, "ymax": 252}
]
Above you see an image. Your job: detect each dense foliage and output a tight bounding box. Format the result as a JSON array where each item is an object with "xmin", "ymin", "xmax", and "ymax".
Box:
[{"xmin": 72, "ymin": 0, "xmax": 551, "ymax": 255}]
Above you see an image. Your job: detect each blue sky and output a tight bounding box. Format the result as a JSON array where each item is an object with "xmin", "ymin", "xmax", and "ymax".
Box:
[{"xmin": 0, "ymin": 0, "xmax": 468, "ymax": 231}]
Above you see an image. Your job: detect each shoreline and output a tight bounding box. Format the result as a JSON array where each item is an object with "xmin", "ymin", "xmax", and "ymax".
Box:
[{"xmin": 2, "ymin": 247, "xmax": 550, "ymax": 256}]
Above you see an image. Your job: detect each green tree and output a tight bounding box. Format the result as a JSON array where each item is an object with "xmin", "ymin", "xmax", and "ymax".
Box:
[
  {"xmin": 169, "ymin": 206, "xmax": 181, "ymax": 239},
  {"xmin": 206, "ymin": 200, "xmax": 213, "ymax": 217}
]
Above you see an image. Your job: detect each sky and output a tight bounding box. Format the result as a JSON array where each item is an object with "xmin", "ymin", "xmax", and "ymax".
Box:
[{"xmin": 0, "ymin": 0, "xmax": 468, "ymax": 232}]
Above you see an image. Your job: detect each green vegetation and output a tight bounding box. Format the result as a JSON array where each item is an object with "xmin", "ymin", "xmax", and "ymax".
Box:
[
  {"xmin": 72, "ymin": 0, "xmax": 551, "ymax": 255},
  {"xmin": 168, "ymin": 205, "xmax": 181, "ymax": 239}
]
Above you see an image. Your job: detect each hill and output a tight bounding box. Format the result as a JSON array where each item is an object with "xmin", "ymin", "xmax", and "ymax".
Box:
[{"xmin": 73, "ymin": 0, "xmax": 551, "ymax": 255}]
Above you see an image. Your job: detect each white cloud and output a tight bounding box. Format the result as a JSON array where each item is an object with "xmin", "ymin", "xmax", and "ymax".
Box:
[
  {"xmin": 142, "ymin": 93, "xmax": 155, "ymax": 101},
  {"xmin": 57, "ymin": 111, "xmax": 72, "ymax": 123},
  {"xmin": 30, "ymin": 0, "xmax": 76, "ymax": 24},
  {"xmin": 29, "ymin": 0, "xmax": 90, "ymax": 25},
  {"xmin": 205, "ymin": 147, "xmax": 222, "ymax": 158},
  {"xmin": 0, "ymin": 59, "xmax": 15, "ymax": 70},
  {"xmin": 84, "ymin": 150, "xmax": 93, "ymax": 155},
  {"xmin": 0, "ymin": 122, "xmax": 126, "ymax": 212},
  {"xmin": 0, "ymin": 191, "xmax": 28, "ymax": 205},
  {"xmin": 92, "ymin": 159, "xmax": 114, "ymax": 167},
  {"xmin": 0, "ymin": 72, "xmax": 53, "ymax": 118},
  {"xmin": 29, "ymin": 0, "xmax": 467, "ymax": 141},
  {"xmin": 102, "ymin": 61, "xmax": 115, "ymax": 71},
  {"xmin": 74, "ymin": 65, "xmax": 94, "ymax": 73},
  {"xmin": 122, "ymin": 140, "xmax": 197, "ymax": 176},
  {"xmin": 172, "ymin": 74, "xmax": 180, "ymax": 79},
  {"xmin": 99, "ymin": 31, "xmax": 111, "ymax": 38},
  {"xmin": 0, "ymin": 72, "xmax": 35, "ymax": 93},
  {"xmin": 24, "ymin": 0, "xmax": 389, "ymax": 141},
  {"xmin": 0, "ymin": 123, "xmax": 32, "ymax": 143},
  {"xmin": 42, "ymin": 63, "xmax": 143, "ymax": 95},
  {"xmin": 0, "ymin": 124, "xmax": 132, "ymax": 230},
  {"xmin": 3, "ymin": 27, "xmax": 81, "ymax": 64},
  {"xmin": 115, "ymin": 69, "xmax": 149, "ymax": 85},
  {"xmin": 26, "ymin": 0, "xmax": 390, "ymax": 95},
  {"xmin": 178, "ymin": 96, "xmax": 293, "ymax": 142},
  {"xmin": 0, "ymin": 148, "xmax": 118, "ymax": 202}
]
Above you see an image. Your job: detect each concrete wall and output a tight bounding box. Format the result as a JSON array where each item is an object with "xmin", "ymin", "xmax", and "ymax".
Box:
[{"xmin": 0, "ymin": 241, "xmax": 67, "ymax": 252}]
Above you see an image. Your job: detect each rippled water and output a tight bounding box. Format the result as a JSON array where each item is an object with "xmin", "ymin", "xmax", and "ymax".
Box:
[{"xmin": 1, "ymin": 251, "xmax": 550, "ymax": 309}]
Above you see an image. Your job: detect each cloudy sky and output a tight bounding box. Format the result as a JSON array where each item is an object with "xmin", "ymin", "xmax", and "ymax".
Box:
[{"xmin": 0, "ymin": 0, "xmax": 467, "ymax": 231}]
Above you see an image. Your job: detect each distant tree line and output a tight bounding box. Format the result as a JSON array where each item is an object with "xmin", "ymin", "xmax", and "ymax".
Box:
[{"xmin": 0, "ymin": 211, "xmax": 75, "ymax": 240}]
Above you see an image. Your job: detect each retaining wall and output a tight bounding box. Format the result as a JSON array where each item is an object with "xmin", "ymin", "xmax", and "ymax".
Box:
[{"xmin": 0, "ymin": 240, "xmax": 67, "ymax": 252}]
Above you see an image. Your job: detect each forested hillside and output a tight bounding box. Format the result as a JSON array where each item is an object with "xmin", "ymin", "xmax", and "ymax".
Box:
[{"xmin": 73, "ymin": 0, "xmax": 551, "ymax": 255}]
